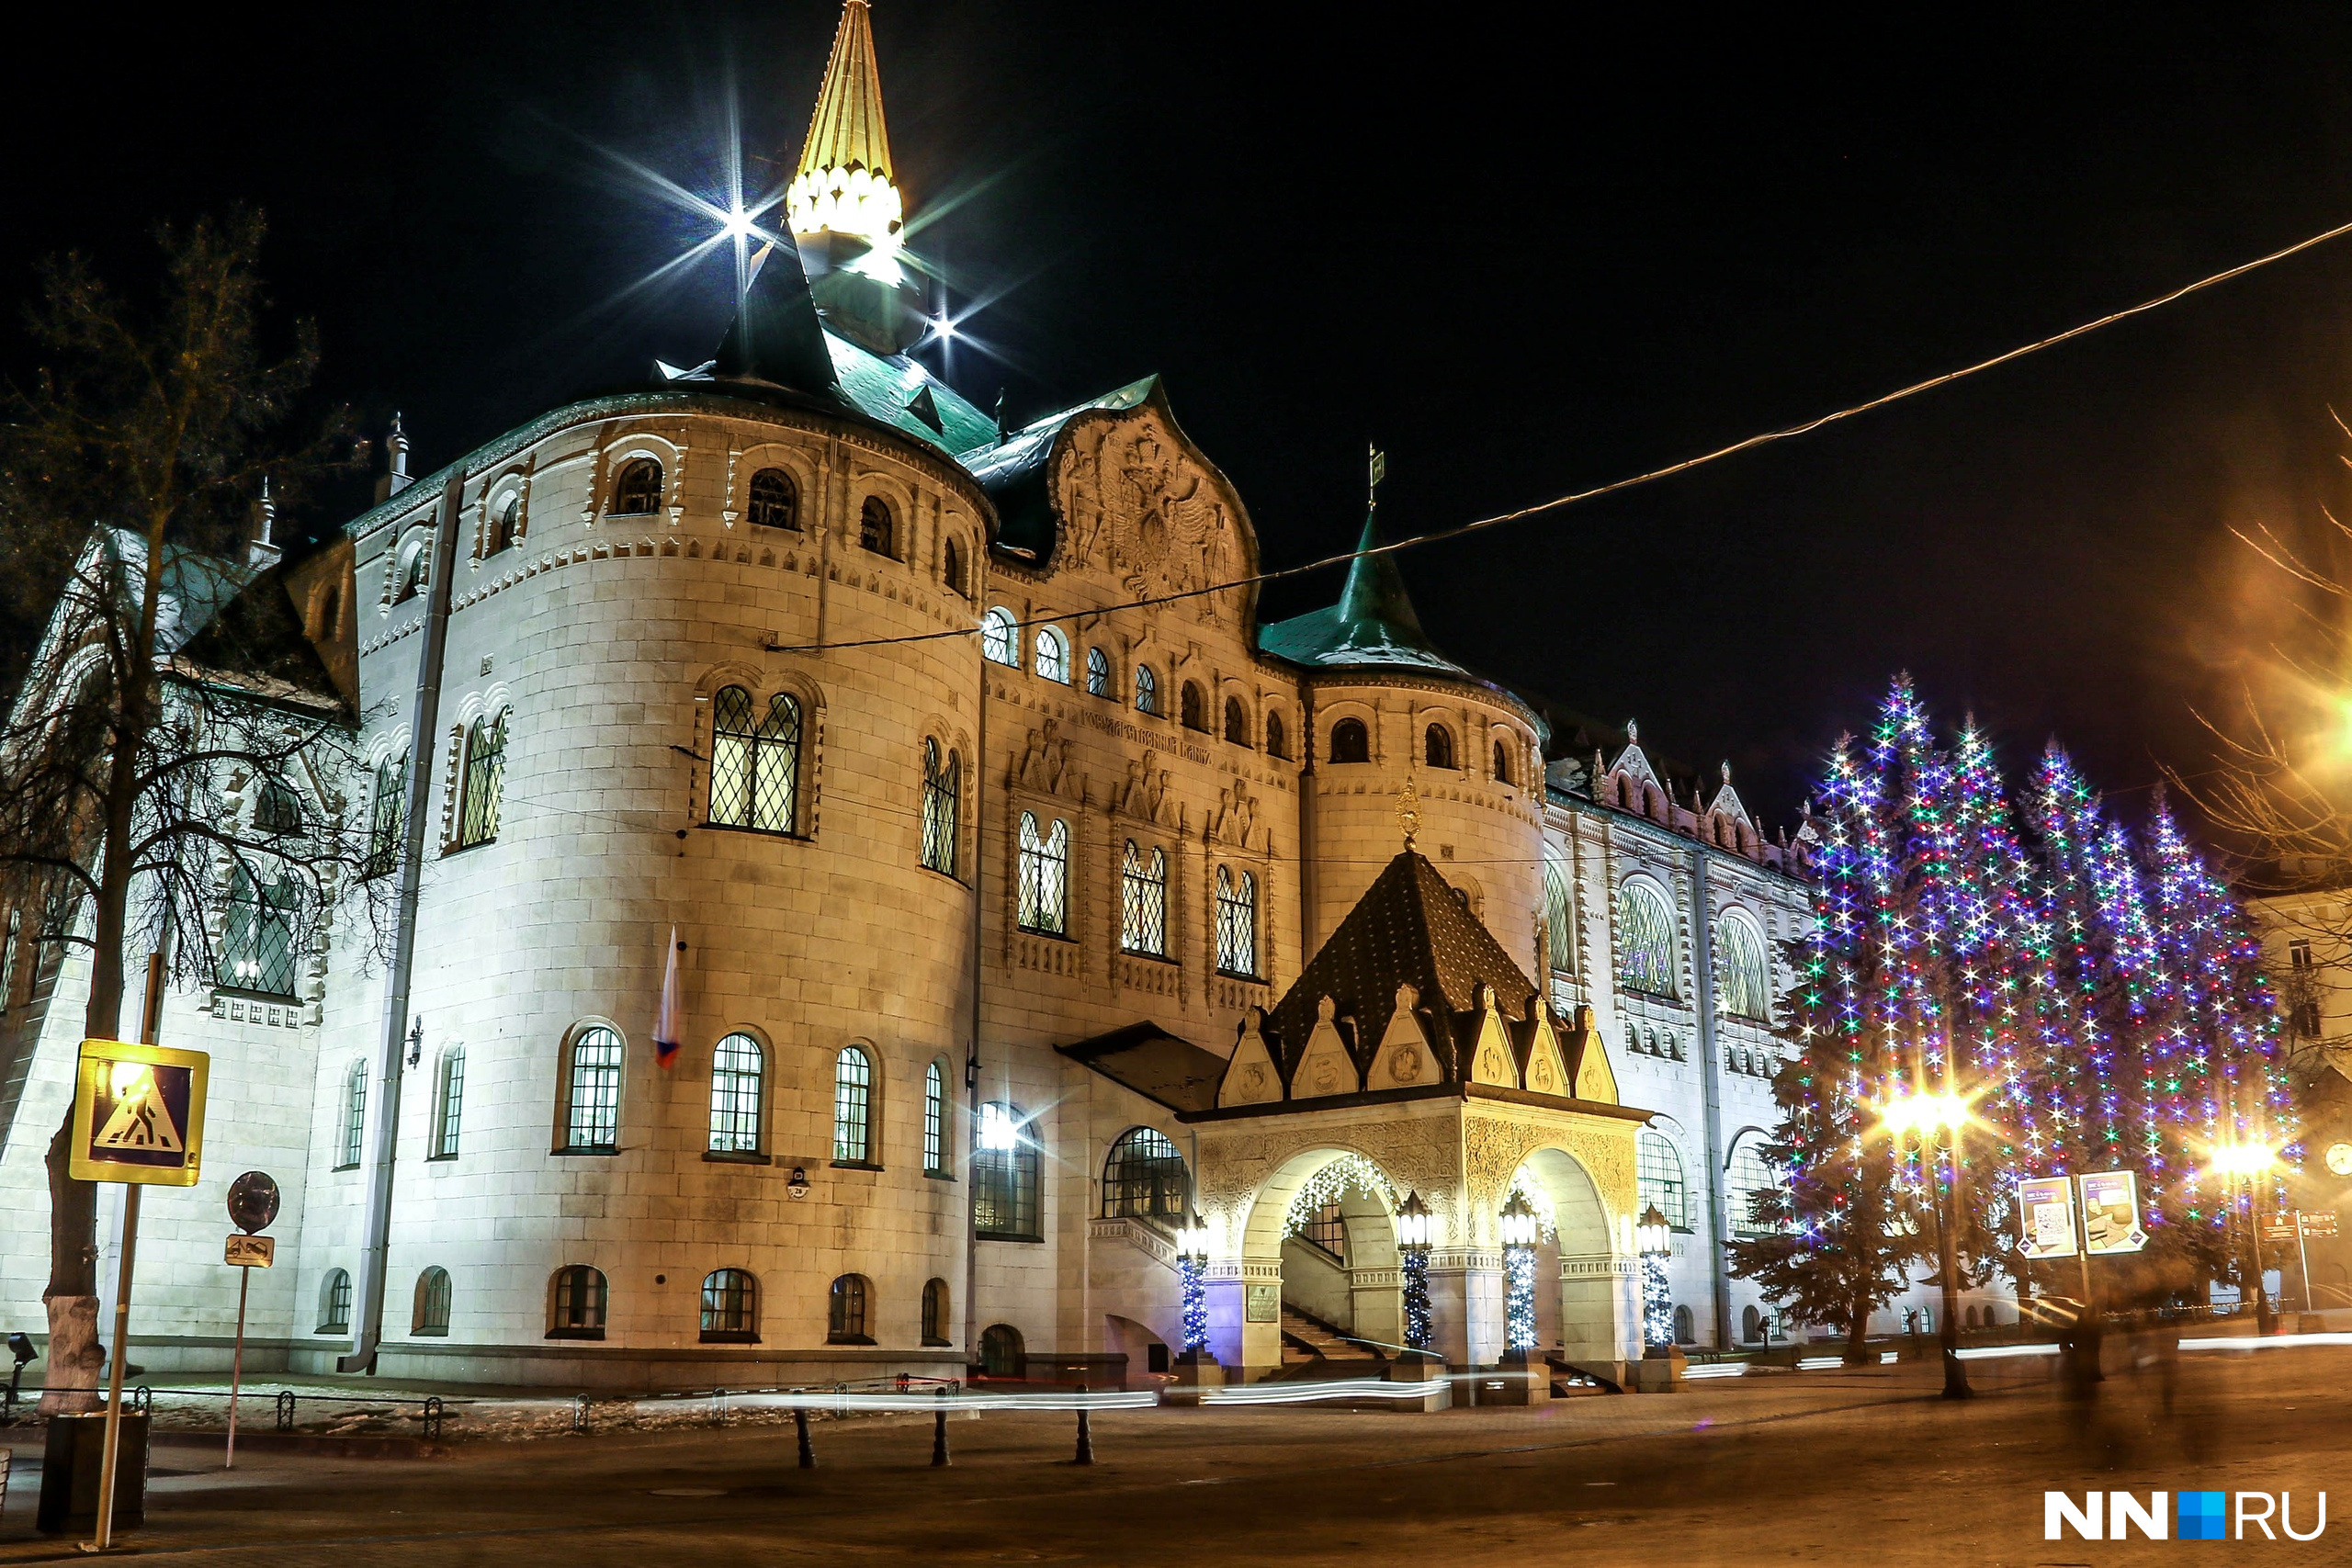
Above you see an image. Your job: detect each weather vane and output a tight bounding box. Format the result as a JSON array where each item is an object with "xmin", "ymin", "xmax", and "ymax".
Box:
[
  {"xmin": 1397, "ymin": 776, "xmax": 1420, "ymax": 851},
  {"xmin": 1368, "ymin": 443, "xmax": 1385, "ymax": 510}
]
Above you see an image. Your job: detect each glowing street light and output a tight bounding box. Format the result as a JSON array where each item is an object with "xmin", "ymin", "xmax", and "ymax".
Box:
[
  {"xmin": 2209, "ymin": 1140, "xmax": 2281, "ymax": 1335},
  {"xmin": 1499, "ymin": 1191, "xmax": 1539, "ymax": 1360},
  {"xmin": 1883, "ymin": 1085, "xmax": 1974, "ymax": 1401},
  {"xmin": 1637, "ymin": 1203, "xmax": 1675, "ymax": 1356},
  {"xmin": 1396, "ymin": 1191, "xmax": 1433, "ymax": 1351}
]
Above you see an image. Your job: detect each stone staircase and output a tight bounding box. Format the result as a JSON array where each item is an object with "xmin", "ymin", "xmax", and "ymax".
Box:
[{"xmin": 1278, "ymin": 1305, "xmax": 1385, "ymax": 1371}]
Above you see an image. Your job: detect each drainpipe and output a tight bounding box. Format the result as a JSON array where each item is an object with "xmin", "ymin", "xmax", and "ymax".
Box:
[
  {"xmin": 1689, "ymin": 847, "xmax": 1733, "ymax": 1352},
  {"xmin": 340, "ymin": 465, "xmax": 466, "ymax": 1373},
  {"xmin": 1298, "ymin": 685, "xmax": 1317, "ymax": 962},
  {"xmin": 962, "ymin": 656, "xmax": 987, "ymax": 1370}
]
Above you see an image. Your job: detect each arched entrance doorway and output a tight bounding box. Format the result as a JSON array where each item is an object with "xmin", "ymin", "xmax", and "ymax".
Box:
[
  {"xmin": 1232, "ymin": 1147, "xmax": 1405, "ymax": 1379},
  {"xmin": 1503, "ymin": 1145, "xmax": 1634, "ymax": 1369}
]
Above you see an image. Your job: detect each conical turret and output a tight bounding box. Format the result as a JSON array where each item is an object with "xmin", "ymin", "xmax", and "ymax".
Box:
[{"xmin": 1259, "ymin": 505, "xmax": 1470, "ymax": 677}]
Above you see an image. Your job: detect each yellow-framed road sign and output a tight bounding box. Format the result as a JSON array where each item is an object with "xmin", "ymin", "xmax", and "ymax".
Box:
[{"xmin": 68, "ymin": 1038, "xmax": 209, "ymax": 1185}]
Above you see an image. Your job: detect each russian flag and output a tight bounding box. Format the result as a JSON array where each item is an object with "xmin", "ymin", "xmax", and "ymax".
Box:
[{"xmin": 654, "ymin": 926, "xmax": 684, "ymax": 1069}]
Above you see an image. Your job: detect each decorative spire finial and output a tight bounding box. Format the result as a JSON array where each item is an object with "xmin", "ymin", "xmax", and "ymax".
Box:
[
  {"xmin": 1720, "ymin": 760, "xmax": 1732, "ymax": 785},
  {"xmin": 1624, "ymin": 717, "xmax": 1638, "ymax": 744},
  {"xmin": 1397, "ymin": 776, "xmax": 1420, "ymax": 851}
]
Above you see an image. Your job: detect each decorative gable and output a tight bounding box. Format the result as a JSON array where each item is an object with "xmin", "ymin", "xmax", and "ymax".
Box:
[
  {"xmin": 1521, "ymin": 1007, "xmax": 1571, "ymax": 1098},
  {"xmin": 1566, "ymin": 1004, "xmax": 1618, "ymax": 1103},
  {"xmin": 1217, "ymin": 1010, "xmax": 1283, "ymax": 1108},
  {"xmin": 1366, "ymin": 983, "xmax": 1438, "ymax": 1090},
  {"xmin": 1291, "ymin": 997, "xmax": 1361, "ymax": 1100},
  {"xmin": 1466, "ymin": 987, "xmax": 1517, "ymax": 1089}
]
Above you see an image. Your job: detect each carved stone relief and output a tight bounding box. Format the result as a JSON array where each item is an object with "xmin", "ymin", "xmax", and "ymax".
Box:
[{"xmin": 1052, "ymin": 412, "xmax": 1241, "ymax": 625}]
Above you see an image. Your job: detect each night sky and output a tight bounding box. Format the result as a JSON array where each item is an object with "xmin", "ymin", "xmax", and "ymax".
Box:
[{"xmin": 13, "ymin": 3, "xmax": 2352, "ymax": 829}]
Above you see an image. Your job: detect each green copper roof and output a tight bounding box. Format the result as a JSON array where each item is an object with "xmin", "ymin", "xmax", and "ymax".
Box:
[
  {"xmin": 956, "ymin": 376, "xmax": 1159, "ymax": 560},
  {"xmin": 826, "ymin": 333, "xmax": 1000, "ymax": 457},
  {"xmin": 1257, "ymin": 508, "xmax": 1474, "ymax": 678}
]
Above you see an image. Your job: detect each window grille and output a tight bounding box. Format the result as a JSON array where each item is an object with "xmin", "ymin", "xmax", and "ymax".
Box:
[
  {"xmin": 700, "ymin": 1268, "xmax": 758, "ymax": 1341},
  {"xmin": 833, "ymin": 1046, "xmax": 873, "ymax": 1163},
  {"xmin": 980, "ymin": 608, "xmax": 1019, "ymax": 667},
  {"xmin": 1300, "ymin": 1201, "xmax": 1347, "ymax": 1260},
  {"xmin": 338, "ymin": 1059, "xmax": 368, "ymax": 1168},
  {"xmin": 549, "ymin": 1266, "xmax": 607, "ymax": 1338},
  {"xmin": 1035, "ymin": 627, "xmax": 1069, "ymax": 683},
  {"xmin": 858, "ymin": 496, "xmax": 895, "ymax": 556},
  {"xmin": 1617, "ymin": 880, "xmax": 1679, "ymax": 998},
  {"xmin": 1718, "ymin": 913, "xmax": 1771, "ymax": 1021},
  {"xmin": 413, "ymin": 1267, "xmax": 451, "ymax": 1336},
  {"xmin": 1101, "ymin": 1127, "xmax": 1188, "ymax": 1220},
  {"xmin": 747, "ymin": 468, "xmax": 797, "ymax": 530},
  {"xmin": 922, "ymin": 1278, "xmax": 951, "ymax": 1346},
  {"xmin": 1181, "ymin": 682, "xmax": 1207, "ymax": 732},
  {"xmin": 707, "ymin": 1032, "xmax": 764, "ymax": 1153},
  {"xmin": 458, "ymin": 710, "xmax": 506, "ymax": 848},
  {"xmin": 827, "ymin": 1275, "xmax": 872, "ymax": 1343},
  {"xmin": 1424, "ymin": 724, "xmax": 1454, "ymax": 769},
  {"xmin": 923, "ymin": 1061, "xmax": 946, "ymax": 1174},
  {"xmin": 1223, "ymin": 696, "xmax": 1249, "ymax": 745},
  {"xmin": 979, "ymin": 1323, "xmax": 1024, "ymax": 1376},
  {"xmin": 921, "ymin": 740, "xmax": 959, "ymax": 874},
  {"xmin": 431, "ymin": 1046, "xmax": 465, "ymax": 1158},
  {"xmin": 1134, "ymin": 664, "xmax": 1158, "ymax": 715},
  {"xmin": 1086, "ymin": 647, "xmax": 1111, "ymax": 697},
  {"xmin": 365, "ymin": 753, "xmax": 407, "ymax": 877},
  {"xmin": 254, "ymin": 779, "xmax": 301, "ymax": 835},
  {"xmin": 1636, "ymin": 1128, "xmax": 1687, "ymax": 1229},
  {"xmin": 1215, "ymin": 865, "xmax": 1258, "ymax": 977},
  {"xmin": 1120, "ymin": 840, "xmax": 1168, "ymax": 956},
  {"xmin": 612, "ymin": 457, "xmax": 662, "ymax": 514},
  {"xmin": 318, "ymin": 1269, "xmax": 352, "ymax": 1333},
  {"xmin": 1727, "ymin": 1137, "xmax": 1782, "ymax": 1237},
  {"xmin": 1329, "ymin": 718, "xmax": 1368, "ymax": 763},
  {"xmin": 1544, "ymin": 851, "xmax": 1576, "ymax": 974},
  {"xmin": 220, "ymin": 864, "xmax": 299, "ymax": 997},
  {"xmin": 563, "ymin": 1027, "xmax": 623, "ymax": 1151},
  {"xmin": 708, "ymin": 687, "xmax": 799, "ymax": 834},
  {"xmin": 1017, "ymin": 813, "xmax": 1069, "ymax": 934},
  {"xmin": 973, "ymin": 1101, "xmax": 1040, "ymax": 1239},
  {"xmin": 1266, "ymin": 713, "xmax": 1287, "ymax": 760}
]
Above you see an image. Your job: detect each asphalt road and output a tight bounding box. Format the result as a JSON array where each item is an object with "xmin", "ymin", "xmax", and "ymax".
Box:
[{"xmin": 1, "ymin": 1345, "xmax": 2344, "ymax": 1566}]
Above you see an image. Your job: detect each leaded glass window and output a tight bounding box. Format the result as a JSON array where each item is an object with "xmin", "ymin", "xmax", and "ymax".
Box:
[
  {"xmin": 1181, "ymin": 682, "xmax": 1207, "ymax": 732},
  {"xmin": 1617, "ymin": 879, "xmax": 1679, "ymax": 998},
  {"xmin": 1727, "ymin": 1136, "xmax": 1782, "ymax": 1237},
  {"xmin": 339, "ymin": 1058, "xmax": 368, "ymax": 1168},
  {"xmin": 833, "ymin": 1045, "xmax": 873, "ymax": 1163},
  {"xmin": 747, "ymin": 467, "xmax": 797, "ymax": 530},
  {"xmin": 1424, "ymin": 724, "xmax": 1454, "ymax": 769},
  {"xmin": 1134, "ymin": 664, "xmax": 1159, "ymax": 715},
  {"xmin": 1223, "ymin": 696, "xmax": 1249, "ymax": 745},
  {"xmin": 1215, "ymin": 865, "xmax": 1257, "ymax": 977},
  {"xmin": 973, "ymin": 1101, "xmax": 1040, "ymax": 1239},
  {"xmin": 700, "ymin": 1268, "xmax": 758, "ymax": 1341},
  {"xmin": 708, "ymin": 686, "xmax": 798, "ymax": 834},
  {"xmin": 255, "ymin": 779, "xmax": 301, "ymax": 835},
  {"xmin": 923, "ymin": 1061, "xmax": 946, "ymax": 1175},
  {"xmin": 1035, "ymin": 626, "xmax": 1069, "ymax": 683},
  {"xmin": 859, "ymin": 496, "xmax": 895, "ymax": 556},
  {"xmin": 612, "ymin": 457, "xmax": 662, "ymax": 514},
  {"xmin": 431, "ymin": 1045, "xmax": 464, "ymax": 1158},
  {"xmin": 1544, "ymin": 850, "xmax": 1577, "ymax": 975},
  {"xmin": 1637, "ymin": 1127, "xmax": 1686, "ymax": 1230},
  {"xmin": 549, "ymin": 1266, "xmax": 606, "ymax": 1337},
  {"xmin": 220, "ymin": 864, "xmax": 298, "ymax": 997},
  {"xmin": 1086, "ymin": 646, "xmax": 1111, "ymax": 697},
  {"xmin": 1266, "ymin": 712, "xmax": 1287, "ymax": 760},
  {"xmin": 1017, "ymin": 812, "xmax": 1069, "ymax": 934},
  {"xmin": 458, "ymin": 710, "xmax": 506, "ymax": 849},
  {"xmin": 1120, "ymin": 840, "xmax": 1168, "ymax": 957},
  {"xmin": 1101, "ymin": 1126, "xmax": 1187, "ymax": 1220},
  {"xmin": 981, "ymin": 607, "xmax": 1019, "ymax": 666},
  {"xmin": 707, "ymin": 1032, "xmax": 764, "ymax": 1154},
  {"xmin": 921, "ymin": 739, "xmax": 959, "ymax": 874},
  {"xmin": 1718, "ymin": 912, "xmax": 1771, "ymax": 1021},
  {"xmin": 562, "ymin": 1027, "xmax": 623, "ymax": 1152},
  {"xmin": 365, "ymin": 752, "xmax": 406, "ymax": 877}
]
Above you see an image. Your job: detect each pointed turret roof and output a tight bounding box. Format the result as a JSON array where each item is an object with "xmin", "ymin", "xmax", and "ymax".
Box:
[
  {"xmin": 1258, "ymin": 508, "xmax": 1474, "ymax": 678},
  {"xmin": 798, "ymin": 0, "xmax": 893, "ymax": 184},
  {"xmin": 713, "ymin": 237, "xmax": 845, "ymax": 400}
]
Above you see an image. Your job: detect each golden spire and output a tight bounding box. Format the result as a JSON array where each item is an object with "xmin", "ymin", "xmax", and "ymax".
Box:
[{"xmin": 788, "ymin": 0, "xmax": 903, "ymax": 250}]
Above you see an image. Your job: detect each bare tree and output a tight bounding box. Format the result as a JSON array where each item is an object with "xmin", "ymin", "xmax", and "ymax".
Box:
[{"xmin": 0, "ymin": 212, "xmax": 383, "ymax": 1408}]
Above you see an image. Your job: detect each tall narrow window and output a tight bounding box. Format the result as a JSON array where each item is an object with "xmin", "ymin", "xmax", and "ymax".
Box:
[
  {"xmin": 707, "ymin": 686, "xmax": 800, "ymax": 834},
  {"xmin": 255, "ymin": 779, "xmax": 301, "ymax": 835},
  {"xmin": 391, "ymin": 535, "xmax": 427, "ymax": 604},
  {"xmin": 833, "ymin": 1045, "xmax": 874, "ymax": 1164},
  {"xmin": 1617, "ymin": 880, "xmax": 1679, "ymax": 998},
  {"xmin": 1134, "ymin": 664, "xmax": 1159, "ymax": 716},
  {"xmin": 827, "ymin": 1275, "xmax": 873, "ymax": 1344},
  {"xmin": 922, "ymin": 1278, "xmax": 951, "ymax": 1346},
  {"xmin": 1727, "ymin": 1136, "xmax": 1784, "ymax": 1237},
  {"xmin": 319, "ymin": 1269, "xmax": 353, "ymax": 1333},
  {"xmin": 412, "ymin": 1268, "xmax": 451, "ymax": 1336},
  {"xmin": 700, "ymin": 1268, "xmax": 758, "ymax": 1342},
  {"xmin": 485, "ymin": 494, "xmax": 519, "ymax": 556},
  {"xmin": 548, "ymin": 1266, "xmax": 607, "ymax": 1339},
  {"xmin": 338, "ymin": 1059, "xmax": 368, "ymax": 1168},
  {"xmin": 1718, "ymin": 912, "xmax": 1771, "ymax": 1021},
  {"xmin": 980, "ymin": 607, "xmax": 1019, "ymax": 667},
  {"xmin": 1222, "ymin": 696, "xmax": 1250, "ymax": 746},
  {"xmin": 859, "ymin": 496, "xmax": 896, "ymax": 557},
  {"xmin": 431, "ymin": 1045, "xmax": 465, "ymax": 1159},
  {"xmin": 707, "ymin": 1032, "xmax": 765, "ymax": 1154},
  {"xmin": 1636, "ymin": 1128, "xmax": 1687, "ymax": 1229},
  {"xmin": 457, "ymin": 710, "xmax": 506, "ymax": 848},
  {"xmin": 1017, "ymin": 813, "xmax": 1069, "ymax": 935},
  {"xmin": 1544, "ymin": 851, "xmax": 1577, "ymax": 975},
  {"xmin": 561, "ymin": 1026, "xmax": 623, "ymax": 1152},
  {"xmin": 1215, "ymin": 865, "xmax": 1258, "ymax": 977},
  {"xmin": 1035, "ymin": 626, "xmax": 1069, "ymax": 683},
  {"xmin": 921, "ymin": 739, "xmax": 959, "ymax": 874},
  {"xmin": 1329, "ymin": 717, "xmax": 1369, "ymax": 763},
  {"xmin": 1493, "ymin": 738, "xmax": 1512, "ymax": 784},
  {"xmin": 365, "ymin": 752, "xmax": 407, "ymax": 877},
  {"xmin": 1102, "ymin": 1127, "xmax": 1188, "ymax": 1220},
  {"xmin": 220, "ymin": 865, "xmax": 298, "ymax": 996},
  {"xmin": 1424, "ymin": 724, "xmax": 1455, "ymax": 769},
  {"xmin": 747, "ymin": 467, "xmax": 797, "ymax": 530},
  {"xmin": 1120, "ymin": 840, "xmax": 1168, "ymax": 957},
  {"xmin": 0, "ymin": 908, "xmax": 18, "ymax": 1010},
  {"xmin": 1266, "ymin": 712, "xmax": 1288, "ymax": 760},
  {"xmin": 923, "ymin": 1061, "xmax": 947, "ymax": 1175},
  {"xmin": 943, "ymin": 536, "xmax": 965, "ymax": 595},
  {"xmin": 612, "ymin": 457, "xmax": 662, "ymax": 515},
  {"xmin": 973, "ymin": 1101, "xmax": 1040, "ymax": 1240},
  {"xmin": 1181, "ymin": 682, "xmax": 1207, "ymax": 732},
  {"xmin": 1086, "ymin": 647, "xmax": 1111, "ymax": 697}
]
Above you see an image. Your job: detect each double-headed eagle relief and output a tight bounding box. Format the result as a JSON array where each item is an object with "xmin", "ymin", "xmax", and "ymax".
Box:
[{"xmin": 1054, "ymin": 412, "xmax": 1242, "ymax": 623}]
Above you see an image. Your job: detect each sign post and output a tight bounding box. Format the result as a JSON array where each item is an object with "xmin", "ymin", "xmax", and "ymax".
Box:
[
  {"xmin": 221, "ymin": 1173, "xmax": 279, "ymax": 1471},
  {"xmin": 67, "ymin": 1016, "xmax": 207, "ymax": 1552}
]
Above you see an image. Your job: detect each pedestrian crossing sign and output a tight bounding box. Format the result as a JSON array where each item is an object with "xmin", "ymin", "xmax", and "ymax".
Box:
[{"xmin": 69, "ymin": 1038, "xmax": 209, "ymax": 1186}]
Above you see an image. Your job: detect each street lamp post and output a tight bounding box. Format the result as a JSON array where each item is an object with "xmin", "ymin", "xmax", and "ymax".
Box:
[
  {"xmin": 1499, "ymin": 1191, "xmax": 1540, "ymax": 1363},
  {"xmin": 1396, "ymin": 1191, "xmax": 1433, "ymax": 1351},
  {"xmin": 1637, "ymin": 1203, "xmax": 1674, "ymax": 1356},
  {"xmin": 2211, "ymin": 1142, "xmax": 2279, "ymax": 1337},
  {"xmin": 1884, "ymin": 1090, "xmax": 1973, "ymax": 1400}
]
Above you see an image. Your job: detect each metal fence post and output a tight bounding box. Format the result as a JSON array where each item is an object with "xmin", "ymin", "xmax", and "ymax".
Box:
[
  {"xmin": 423, "ymin": 1395, "xmax": 444, "ymax": 1441},
  {"xmin": 573, "ymin": 1394, "xmax": 589, "ymax": 1434},
  {"xmin": 932, "ymin": 1385, "xmax": 949, "ymax": 1467},
  {"xmin": 1072, "ymin": 1382, "xmax": 1093, "ymax": 1466},
  {"xmin": 276, "ymin": 1389, "xmax": 296, "ymax": 1432},
  {"xmin": 795, "ymin": 1405, "xmax": 815, "ymax": 1469}
]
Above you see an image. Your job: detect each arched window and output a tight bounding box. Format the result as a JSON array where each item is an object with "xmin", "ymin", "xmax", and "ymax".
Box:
[
  {"xmin": 707, "ymin": 1032, "xmax": 764, "ymax": 1154},
  {"xmin": 827, "ymin": 1274, "xmax": 873, "ymax": 1344},
  {"xmin": 255, "ymin": 778, "xmax": 301, "ymax": 835},
  {"xmin": 942, "ymin": 536, "xmax": 965, "ymax": 595},
  {"xmin": 700, "ymin": 1268, "xmax": 758, "ymax": 1342},
  {"xmin": 1329, "ymin": 717, "xmax": 1369, "ymax": 763},
  {"xmin": 391, "ymin": 535, "xmax": 427, "ymax": 604},
  {"xmin": 1265, "ymin": 712, "xmax": 1288, "ymax": 760},
  {"xmin": 973, "ymin": 1102, "xmax": 1041, "ymax": 1240},
  {"xmin": 1101, "ymin": 1126, "xmax": 1188, "ymax": 1220},
  {"xmin": 1180, "ymin": 682, "xmax": 1208, "ymax": 732},
  {"xmin": 1424, "ymin": 723, "xmax": 1455, "ymax": 770},
  {"xmin": 318, "ymin": 1269, "xmax": 353, "ymax": 1334},
  {"xmin": 923, "ymin": 1061, "xmax": 947, "ymax": 1175},
  {"xmin": 337, "ymin": 1058, "xmax": 368, "ymax": 1168},
  {"xmin": 1617, "ymin": 879, "xmax": 1679, "ymax": 998},
  {"xmin": 457, "ymin": 709, "xmax": 506, "ymax": 849},
  {"xmin": 1742, "ymin": 1305, "xmax": 1764, "ymax": 1344},
  {"xmin": 747, "ymin": 467, "xmax": 797, "ymax": 530},
  {"xmin": 980, "ymin": 607, "xmax": 1019, "ymax": 667},
  {"xmin": 1493, "ymin": 738, "xmax": 1512, "ymax": 785},
  {"xmin": 858, "ymin": 495, "xmax": 895, "ymax": 556},
  {"xmin": 220, "ymin": 864, "xmax": 298, "ymax": 997},
  {"xmin": 1215, "ymin": 865, "xmax": 1258, "ymax": 977},
  {"xmin": 560, "ymin": 1025, "xmax": 624, "ymax": 1152},
  {"xmin": 833, "ymin": 1045, "xmax": 874, "ymax": 1164},
  {"xmin": 485, "ymin": 493, "xmax": 520, "ymax": 556},
  {"xmin": 709, "ymin": 686, "xmax": 800, "ymax": 835},
  {"xmin": 1120, "ymin": 840, "xmax": 1168, "ymax": 956},
  {"xmin": 1637, "ymin": 1127, "xmax": 1687, "ymax": 1230},
  {"xmin": 548, "ymin": 1266, "xmax": 607, "ymax": 1339},
  {"xmin": 1543, "ymin": 850, "xmax": 1576, "ymax": 975},
  {"xmin": 1726, "ymin": 1135, "xmax": 1783, "ymax": 1238},
  {"xmin": 412, "ymin": 1267, "xmax": 451, "ymax": 1337},
  {"xmin": 921, "ymin": 739, "xmax": 960, "ymax": 874},
  {"xmin": 365, "ymin": 752, "xmax": 407, "ymax": 877},
  {"xmin": 1134, "ymin": 664, "xmax": 1159, "ymax": 715},
  {"xmin": 922, "ymin": 1278, "xmax": 951, "ymax": 1347},
  {"xmin": 979, "ymin": 1323, "xmax": 1024, "ymax": 1378},
  {"xmin": 1718, "ymin": 911, "xmax": 1771, "ymax": 1021},
  {"xmin": 1017, "ymin": 813, "xmax": 1069, "ymax": 935},
  {"xmin": 1086, "ymin": 646, "xmax": 1111, "ymax": 697},
  {"xmin": 612, "ymin": 457, "xmax": 663, "ymax": 515},
  {"xmin": 1672, "ymin": 1304, "xmax": 1694, "ymax": 1345},
  {"xmin": 1034, "ymin": 626, "xmax": 1069, "ymax": 683},
  {"xmin": 430, "ymin": 1044, "xmax": 465, "ymax": 1159},
  {"xmin": 1223, "ymin": 696, "xmax": 1250, "ymax": 746}
]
